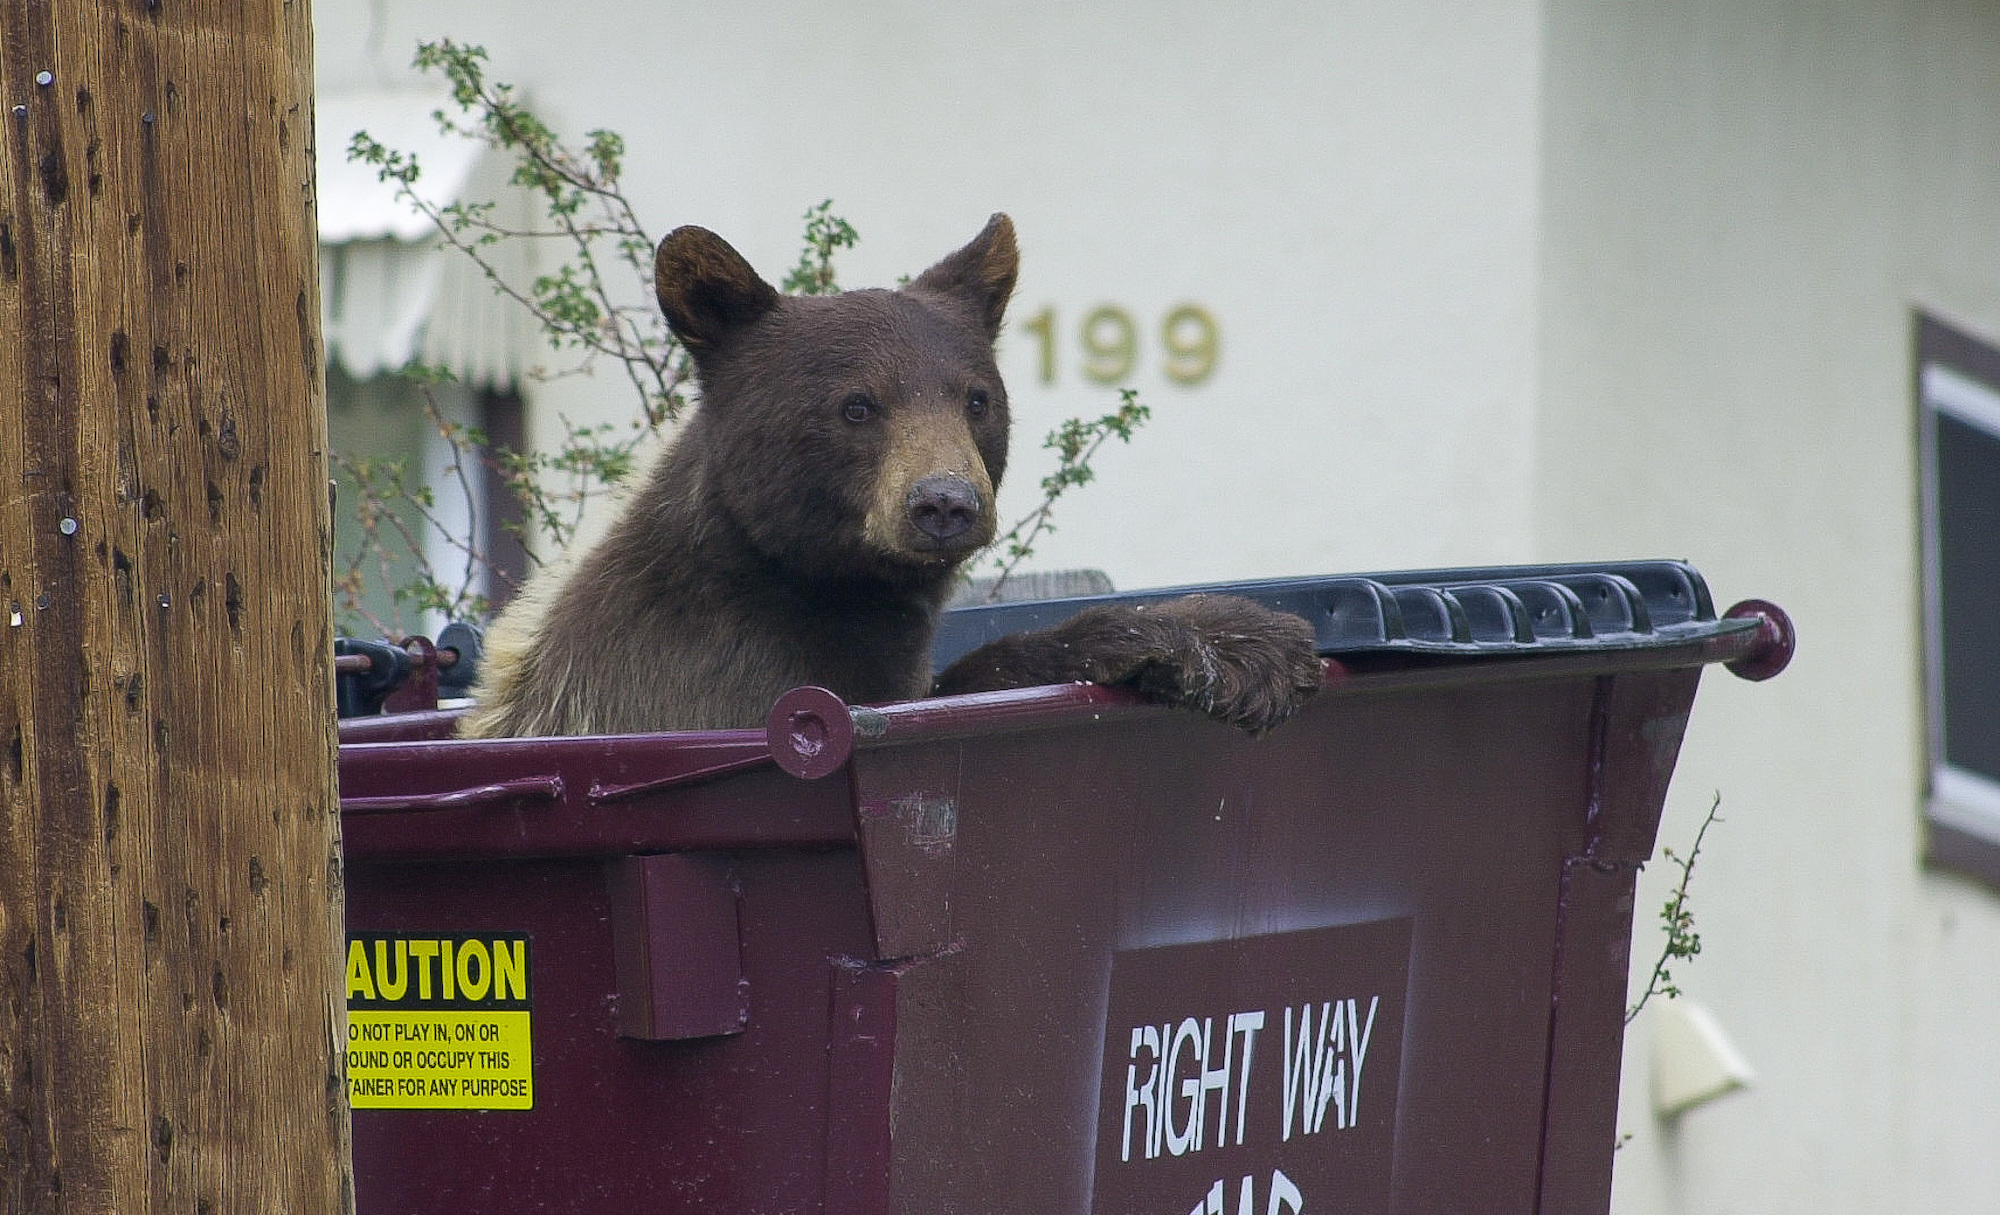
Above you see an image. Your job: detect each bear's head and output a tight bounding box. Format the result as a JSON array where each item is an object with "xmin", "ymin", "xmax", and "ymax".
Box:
[{"xmin": 654, "ymin": 215, "xmax": 1019, "ymax": 587}]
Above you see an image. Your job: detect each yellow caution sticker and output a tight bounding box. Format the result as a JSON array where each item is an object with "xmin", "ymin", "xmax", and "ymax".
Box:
[{"xmin": 344, "ymin": 932, "xmax": 533, "ymax": 1110}]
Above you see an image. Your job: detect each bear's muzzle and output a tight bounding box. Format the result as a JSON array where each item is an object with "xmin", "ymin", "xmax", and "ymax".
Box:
[{"xmin": 906, "ymin": 475, "xmax": 985, "ymax": 544}]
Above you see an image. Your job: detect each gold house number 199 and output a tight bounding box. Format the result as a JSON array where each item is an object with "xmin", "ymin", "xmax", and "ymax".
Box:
[{"xmin": 1018, "ymin": 304, "xmax": 1221, "ymax": 387}]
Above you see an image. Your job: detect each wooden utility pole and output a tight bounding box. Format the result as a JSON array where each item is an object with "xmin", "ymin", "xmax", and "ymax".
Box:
[{"xmin": 0, "ymin": 2, "xmax": 352, "ymax": 1211}]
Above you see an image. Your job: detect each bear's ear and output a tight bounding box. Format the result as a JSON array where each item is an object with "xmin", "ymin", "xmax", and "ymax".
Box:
[
  {"xmin": 909, "ymin": 213, "xmax": 1019, "ymax": 342},
  {"xmin": 655, "ymin": 226, "xmax": 782, "ymax": 350}
]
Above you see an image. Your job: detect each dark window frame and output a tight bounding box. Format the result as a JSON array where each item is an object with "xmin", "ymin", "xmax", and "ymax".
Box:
[
  {"xmin": 1918, "ymin": 314, "xmax": 2000, "ymax": 885},
  {"xmin": 477, "ymin": 387, "xmax": 531, "ymax": 615}
]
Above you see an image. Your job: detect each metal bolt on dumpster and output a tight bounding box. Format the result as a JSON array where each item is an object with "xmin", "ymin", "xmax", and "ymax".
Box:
[{"xmin": 336, "ymin": 560, "xmax": 1794, "ymax": 1214}]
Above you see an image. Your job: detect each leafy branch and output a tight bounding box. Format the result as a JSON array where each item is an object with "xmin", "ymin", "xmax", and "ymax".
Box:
[
  {"xmin": 350, "ymin": 39, "xmax": 688, "ymax": 428},
  {"xmin": 983, "ymin": 388, "xmax": 1150, "ymax": 599},
  {"xmin": 1626, "ymin": 792, "xmax": 1723, "ymax": 1025},
  {"xmin": 780, "ymin": 200, "xmax": 859, "ymax": 296}
]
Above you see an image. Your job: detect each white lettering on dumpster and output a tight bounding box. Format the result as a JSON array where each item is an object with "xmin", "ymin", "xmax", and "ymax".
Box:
[
  {"xmin": 344, "ymin": 932, "xmax": 533, "ymax": 1111},
  {"xmin": 1182, "ymin": 1170, "xmax": 1303, "ymax": 1215},
  {"xmin": 1092, "ymin": 920, "xmax": 1411, "ymax": 1214},
  {"xmin": 1122, "ymin": 1012, "xmax": 1265, "ymax": 1160},
  {"xmin": 1279, "ymin": 996, "xmax": 1379, "ymax": 1139},
  {"xmin": 1119, "ymin": 996, "xmax": 1381, "ymax": 1162}
]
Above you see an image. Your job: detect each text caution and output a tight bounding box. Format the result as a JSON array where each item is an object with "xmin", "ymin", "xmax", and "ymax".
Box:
[{"xmin": 345, "ymin": 932, "xmax": 533, "ymax": 1111}]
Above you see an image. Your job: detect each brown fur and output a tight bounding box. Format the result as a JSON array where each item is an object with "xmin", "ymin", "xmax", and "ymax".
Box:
[
  {"xmin": 461, "ymin": 215, "xmax": 1320, "ymax": 739},
  {"xmin": 933, "ymin": 594, "xmax": 1324, "ymax": 733}
]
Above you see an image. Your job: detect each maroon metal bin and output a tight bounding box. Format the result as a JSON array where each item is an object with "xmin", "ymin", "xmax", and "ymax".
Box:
[{"xmin": 335, "ymin": 562, "xmax": 1793, "ymax": 1215}]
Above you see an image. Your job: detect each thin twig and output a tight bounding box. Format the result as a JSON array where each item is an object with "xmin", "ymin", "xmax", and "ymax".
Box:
[{"xmin": 1626, "ymin": 791, "xmax": 1723, "ymax": 1025}]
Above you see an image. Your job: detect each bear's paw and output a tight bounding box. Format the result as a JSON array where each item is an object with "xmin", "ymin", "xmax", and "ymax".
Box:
[
  {"xmin": 1112, "ymin": 594, "xmax": 1325, "ymax": 735},
  {"xmin": 934, "ymin": 593, "xmax": 1324, "ymax": 735}
]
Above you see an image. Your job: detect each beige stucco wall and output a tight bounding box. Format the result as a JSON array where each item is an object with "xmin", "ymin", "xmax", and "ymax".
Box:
[{"xmin": 1536, "ymin": 2, "xmax": 2000, "ymax": 1210}]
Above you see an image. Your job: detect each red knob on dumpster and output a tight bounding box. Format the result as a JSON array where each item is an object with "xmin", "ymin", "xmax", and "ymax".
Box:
[
  {"xmin": 767, "ymin": 685, "xmax": 857, "ymax": 779},
  {"xmin": 1722, "ymin": 599, "xmax": 1796, "ymax": 682}
]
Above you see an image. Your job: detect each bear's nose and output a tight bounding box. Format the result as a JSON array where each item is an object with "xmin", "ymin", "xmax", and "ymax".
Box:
[{"xmin": 907, "ymin": 475, "xmax": 983, "ymax": 542}]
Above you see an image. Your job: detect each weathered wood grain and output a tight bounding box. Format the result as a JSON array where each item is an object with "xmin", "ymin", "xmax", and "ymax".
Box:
[{"xmin": 0, "ymin": 2, "xmax": 351, "ymax": 1210}]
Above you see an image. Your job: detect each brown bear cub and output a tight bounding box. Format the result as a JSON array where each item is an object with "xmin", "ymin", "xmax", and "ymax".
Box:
[{"xmin": 460, "ymin": 215, "xmax": 1322, "ymax": 739}]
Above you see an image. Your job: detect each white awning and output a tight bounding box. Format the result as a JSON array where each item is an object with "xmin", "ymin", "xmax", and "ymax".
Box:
[{"xmin": 315, "ymin": 90, "xmax": 539, "ymax": 390}]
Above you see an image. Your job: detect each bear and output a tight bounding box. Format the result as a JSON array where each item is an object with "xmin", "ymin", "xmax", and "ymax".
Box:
[{"xmin": 458, "ymin": 214, "xmax": 1323, "ymax": 740}]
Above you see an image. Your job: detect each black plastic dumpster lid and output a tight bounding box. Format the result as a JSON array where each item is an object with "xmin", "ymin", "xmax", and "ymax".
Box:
[{"xmin": 932, "ymin": 559, "xmax": 1757, "ymax": 670}]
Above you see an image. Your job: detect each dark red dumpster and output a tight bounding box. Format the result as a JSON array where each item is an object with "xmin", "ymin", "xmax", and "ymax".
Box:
[{"xmin": 336, "ymin": 560, "xmax": 1793, "ymax": 1215}]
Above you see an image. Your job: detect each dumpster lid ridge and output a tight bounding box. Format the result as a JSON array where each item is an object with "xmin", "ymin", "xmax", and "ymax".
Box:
[{"xmin": 930, "ymin": 559, "xmax": 1751, "ymax": 669}]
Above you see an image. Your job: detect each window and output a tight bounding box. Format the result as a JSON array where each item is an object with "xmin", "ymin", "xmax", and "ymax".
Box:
[
  {"xmin": 328, "ymin": 366, "xmax": 529, "ymax": 640},
  {"xmin": 1919, "ymin": 316, "xmax": 2000, "ymax": 882}
]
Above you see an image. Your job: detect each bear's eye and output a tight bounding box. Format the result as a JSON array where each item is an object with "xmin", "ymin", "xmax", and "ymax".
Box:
[
  {"xmin": 841, "ymin": 394, "xmax": 874, "ymax": 423},
  {"xmin": 967, "ymin": 388, "xmax": 990, "ymax": 418}
]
